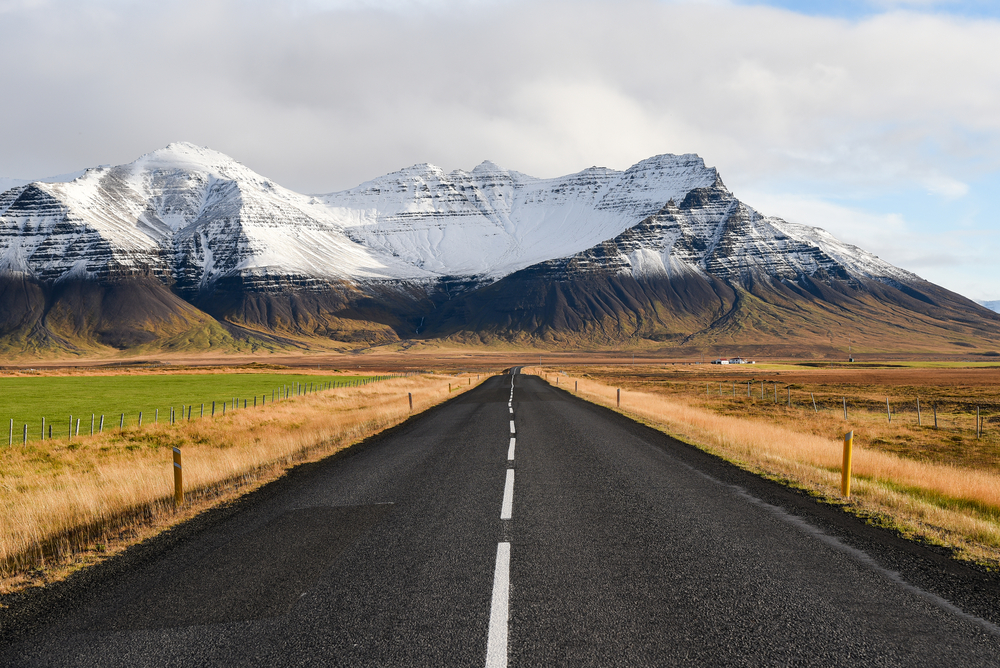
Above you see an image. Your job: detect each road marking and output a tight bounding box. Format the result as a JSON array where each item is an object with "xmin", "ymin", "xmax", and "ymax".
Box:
[
  {"xmin": 509, "ymin": 407, "xmax": 513, "ymax": 414},
  {"xmin": 509, "ymin": 420, "xmax": 515, "ymax": 434},
  {"xmin": 508, "ymin": 437, "xmax": 515, "ymax": 461},
  {"xmin": 485, "ymin": 542, "xmax": 510, "ymax": 668},
  {"xmin": 501, "ymin": 469, "xmax": 514, "ymax": 519}
]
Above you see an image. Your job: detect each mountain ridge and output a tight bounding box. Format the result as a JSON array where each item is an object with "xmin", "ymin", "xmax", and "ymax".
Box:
[{"xmin": 0, "ymin": 142, "xmax": 996, "ymax": 356}]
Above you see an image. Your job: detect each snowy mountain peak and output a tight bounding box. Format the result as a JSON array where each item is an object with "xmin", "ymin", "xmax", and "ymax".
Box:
[{"xmin": 471, "ymin": 160, "xmax": 507, "ymax": 175}]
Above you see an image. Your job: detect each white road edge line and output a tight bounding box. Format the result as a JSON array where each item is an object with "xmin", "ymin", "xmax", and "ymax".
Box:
[
  {"xmin": 508, "ymin": 437, "xmax": 516, "ymax": 461},
  {"xmin": 485, "ymin": 542, "xmax": 511, "ymax": 668},
  {"xmin": 509, "ymin": 407, "xmax": 513, "ymax": 414},
  {"xmin": 501, "ymin": 469, "xmax": 514, "ymax": 519},
  {"xmin": 509, "ymin": 420, "xmax": 515, "ymax": 434}
]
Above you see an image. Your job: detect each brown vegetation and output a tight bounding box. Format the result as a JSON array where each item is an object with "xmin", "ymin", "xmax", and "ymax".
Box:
[{"xmin": 0, "ymin": 372, "xmax": 486, "ymax": 593}]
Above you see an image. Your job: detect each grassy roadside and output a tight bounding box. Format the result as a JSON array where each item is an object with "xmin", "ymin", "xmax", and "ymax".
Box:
[
  {"xmin": 531, "ymin": 366, "xmax": 1000, "ymax": 567},
  {"xmin": 0, "ymin": 372, "xmax": 373, "ymax": 443},
  {"xmin": 0, "ymin": 371, "xmax": 490, "ymax": 594}
]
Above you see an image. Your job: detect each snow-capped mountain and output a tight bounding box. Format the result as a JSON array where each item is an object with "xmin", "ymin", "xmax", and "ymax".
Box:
[
  {"xmin": 0, "ymin": 142, "xmax": 996, "ymax": 353},
  {"xmin": 0, "ymin": 142, "xmax": 912, "ymax": 290},
  {"xmin": 322, "ymin": 154, "xmax": 719, "ymax": 278},
  {"xmin": 0, "ymin": 143, "xmax": 435, "ymax": 291}
]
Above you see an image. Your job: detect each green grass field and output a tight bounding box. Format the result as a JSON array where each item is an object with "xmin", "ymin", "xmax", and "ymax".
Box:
[{"xmin": 0, "ymin": 373, "xmax": 373, "ymax": 443}]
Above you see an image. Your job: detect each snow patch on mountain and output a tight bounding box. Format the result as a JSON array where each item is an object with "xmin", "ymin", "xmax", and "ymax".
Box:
[{"xmin": 321, "ymin": 153, "xmax": 719, "ymax": 278}]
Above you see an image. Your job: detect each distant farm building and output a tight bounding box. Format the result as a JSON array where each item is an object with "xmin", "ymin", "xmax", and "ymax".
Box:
[{"xmin": 712, "ymin": 357, "xmax": 755, "ymax": 365}]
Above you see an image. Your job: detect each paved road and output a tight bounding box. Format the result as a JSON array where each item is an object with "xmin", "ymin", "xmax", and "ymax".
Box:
[{"xmin": 4, "ymin": 371, "xmax": 1000, "ymax": 666}]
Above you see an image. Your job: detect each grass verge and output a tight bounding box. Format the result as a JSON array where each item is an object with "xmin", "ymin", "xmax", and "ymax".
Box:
[{"xmin": 0, "ymin": 372, "xmax": 487, "ymax": 594}]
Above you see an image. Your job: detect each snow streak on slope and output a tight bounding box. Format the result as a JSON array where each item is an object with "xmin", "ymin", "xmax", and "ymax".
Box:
[{"xmin": 321, "ymin": 154, "xmax": 719, "ymax": 278}]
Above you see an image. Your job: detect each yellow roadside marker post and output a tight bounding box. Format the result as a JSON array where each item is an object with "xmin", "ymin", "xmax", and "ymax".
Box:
[
  {"xmin": 173, "ymin": 447, "xmax": 183, "ymax": 508},
  {"xmin": 841, "ymin": 431, "xmax": 854, "ymax": 498}
]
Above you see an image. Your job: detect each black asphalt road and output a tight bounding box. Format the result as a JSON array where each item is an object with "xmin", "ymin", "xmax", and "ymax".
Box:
[{"xmin": 4, "ymin": 371, "xmax": 1000, "ymax": 666}]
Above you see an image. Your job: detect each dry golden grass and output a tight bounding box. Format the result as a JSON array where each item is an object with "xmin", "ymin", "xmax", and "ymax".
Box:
[
  {"xmin": 0, "ymin": 372, "xmax": 486, "ymax": 590},
  {"xmin": 533, "ymin": 367, "xmax": 1000, "ymax": 565}
]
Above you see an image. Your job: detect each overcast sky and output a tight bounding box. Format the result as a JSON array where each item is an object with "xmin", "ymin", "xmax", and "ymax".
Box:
[{"xmin": 1, "ymin": 0, "xmax": 998, "ymax": 300}]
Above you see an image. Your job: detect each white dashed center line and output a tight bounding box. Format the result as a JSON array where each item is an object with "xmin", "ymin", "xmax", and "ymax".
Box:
[
  {"xmin": 501, "ymin": 469, "xmax": 514, "ymax": 520},
  {"xmin": 485, "ymin": 542, "xmax": 511, "ymax": 668},
  {"xmin": 507, "ymin": 437, "xmax": 516, "ymax": 461},
  {"xmin": 509, "ymin": 420, "xmax": 515, "ymax": 434}
]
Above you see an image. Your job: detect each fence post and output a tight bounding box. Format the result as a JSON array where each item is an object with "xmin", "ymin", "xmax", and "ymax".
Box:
[
  {"xmin": 933, "ymin": 403, "xmax": 938, "ymax": 429},
  {"xmin": 22, "ymin": 423, "xmax": 26, "ymax": 446},
  {"xmin": 843, "ymin": 397, "xmax": 847, "ymax": 420},
  {"xmin": 575, "ymin": 381, "xmax": 578, "ymax": 392},
  {"xmin": 917, "ymin": 397, "xmax": 921, "ymax": 426},
  {"xmin": 408, "ymin": 393, "xmax": 413, "ymax": 412},
  {"xmin": 787, "ymin": 387, "xmax": 791, "ymax": 407},
  {"xmin": 978, "ymin": 406, "xmax": 981, "ymax": 439},
  {"xmin": 173, "ymin": 447, "xmax": 183, "ymax": 507},
  {"xmin": 8, "ymin": 418, "xmax": 12, "ymax": 446},
  {"xmin": 617, "ymin": 388, "xmax": 621, "ymax": 407},
  {"xmin": 811, "ymin": 393, "xmax": 817, "ymax": 412},
  {"xmin": 91, "ymin": 414, "xmax": 95, "ymax": 435},
  {"xmin": 99, "ymin": 415, "xmax": 104, "ymax": 433},
  {"xmin": 67, "ymin": 416, "xmax": 71, "ymax": 441},
  {"xmin": 41, "ymin": 416, "xmax": 45, "ymax": 440},
  {"xmin": 120, "ymin": 413, "xmax": 125, "ymax": 430},
  {"xmin": 886, "ymin": 397, "xmax": 891, "ymax": 423},
  {"xmin": 138, "ymin": 411, "xmax": 143, "ymax": 427},
  {"xmin": 842, "ymin": 431, "xmax": 854, "ymax": 497},
  {"xmin": 76, "ymin": 419, "xmax": 80, "ymax": 436}
]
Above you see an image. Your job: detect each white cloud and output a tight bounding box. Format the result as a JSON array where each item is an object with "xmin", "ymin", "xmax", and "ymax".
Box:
[{"xmin": 0, "ymin": 0, "xmax": 997, "ymax": 298}]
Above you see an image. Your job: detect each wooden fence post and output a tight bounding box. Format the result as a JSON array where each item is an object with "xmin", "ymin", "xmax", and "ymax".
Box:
[
  {"xmin": 408, "ymin": 393, "xmax": 413, "ymax": 411},
  {"xmin": 886, "ymin": 397, "xmax": 891, "ymax": 423},
  {"xmin": 842, "ymin": 431, "xmax": 854, "ymax": 497},
  {"xmin": 843, "ymin": 397, "xmax": 847, "ymax": 420},
  {"xmin": 617, "ymin": 388, "xmax": 621, "ymax": 407},
  {"xmin": 811, "ymin": 393, "xmax": 817, "ymax": 412},
  {"xmin": 173, "ymin": 447, "xmax": 183, "ymax": 507},
  {"xmin": 917, "ymin": 397, "xmax": 921, "ymax": 426},
  {"xmin": 933, "ymin": 403, "xmax": 938, "ymax": 429}
]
